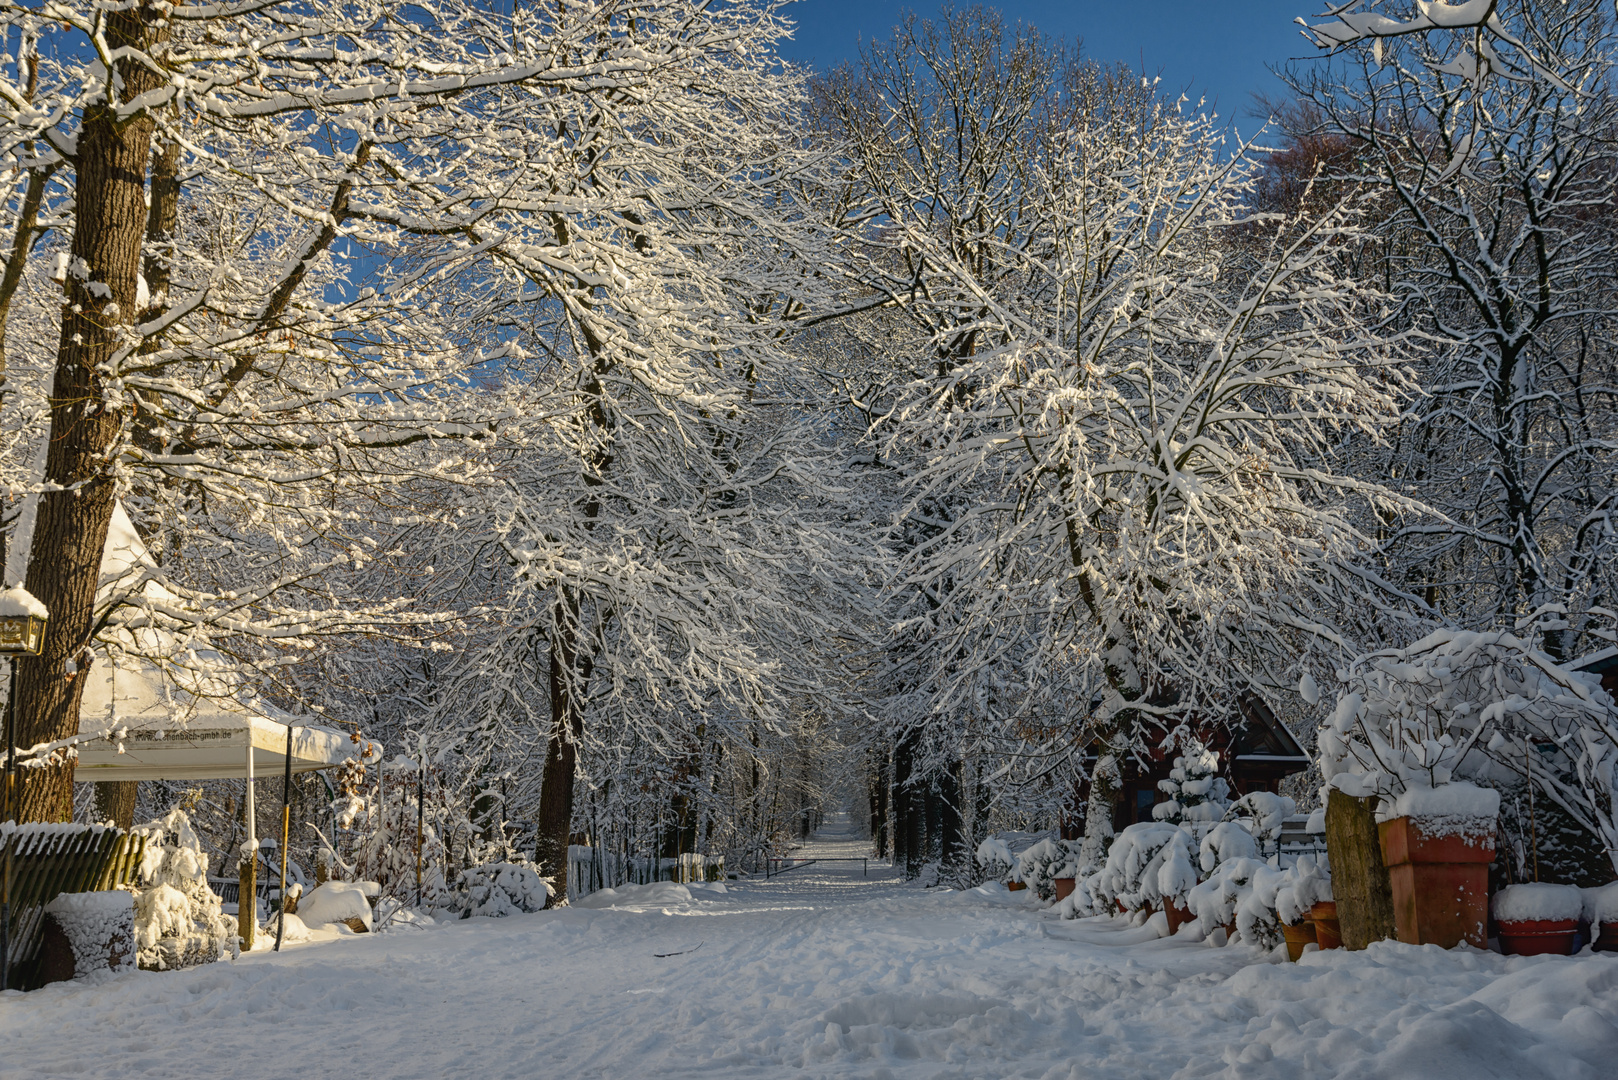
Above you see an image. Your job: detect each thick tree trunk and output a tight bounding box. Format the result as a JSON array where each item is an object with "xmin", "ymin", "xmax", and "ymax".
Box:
[
  {"xmin": 15, "ymin": 7, "xmax": 169, "ymax": 822},
  {"xmin": 1325, "ymin": 788, "xmax": 1397, "ymax": 949},
  {"xmin": 534, "ymin": 600, "xmax": 588, "ymax": 901},
  {"xmin": 93, "ymin": 781, "xmax": 138, "ymax": 829}
]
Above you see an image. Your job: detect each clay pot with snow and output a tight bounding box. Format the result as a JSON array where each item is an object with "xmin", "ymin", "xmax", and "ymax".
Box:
[
  {"xmin": 1281, "ymin": 920, "xmax": 1318, "ymax": 961},
  {"xmin": 1006, "ymin": 881, "xmax": 1027, "ymax": 892},
  {"xmin": 1053, "ymin": 877, "xmax": 1076, "ymax": 901},
  {"xmin": 1492, "ymin": 883, "xmax": 1582, "ymax": 956},
  {"xmin": 1310, "ymin": 901, "xmax": 1342, "ymax": 950},
  {"xmin": 1377, "ymin": 783, "xmax": 1498, "ymax": 949},
  {"xmin": 1164, "ymin": 898, "xmax": 1194, "ymax": 936},
  {"xmin": 1587, "ymin": 884, "xmax": 1618, "ymax": 952}
]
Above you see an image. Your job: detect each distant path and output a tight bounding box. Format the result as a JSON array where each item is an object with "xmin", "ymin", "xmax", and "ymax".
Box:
[{"xmin": 737, "ymin": 809, "xmax": 902, "ymax": 905}]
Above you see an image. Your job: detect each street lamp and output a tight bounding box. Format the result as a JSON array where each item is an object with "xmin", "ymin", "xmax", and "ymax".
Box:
[{"xmin": 1, "ymin": 584, "xmax": 48, "ymax": 992}]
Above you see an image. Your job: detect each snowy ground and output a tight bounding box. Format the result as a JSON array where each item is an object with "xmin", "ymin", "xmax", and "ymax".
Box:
[{"xmin": 5, "ymin": 814, "xmax": 1618, "ymax": 1080}]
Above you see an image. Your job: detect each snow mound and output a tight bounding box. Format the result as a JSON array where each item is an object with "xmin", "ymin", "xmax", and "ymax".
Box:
[
  {"xmin": 298, "ymin": 881, "xmax": 377, "ymax": 931},
  {"xmin": 1492, "ymin": 883, "xmax": 1584, "ymax": 923},
  {"xmin": 571, "ymin": 881, "xmax": 693, "ymax": 909}
]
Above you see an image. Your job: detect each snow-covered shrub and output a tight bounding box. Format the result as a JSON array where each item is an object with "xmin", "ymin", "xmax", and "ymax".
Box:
[
  {"xmin": 1199, "ymin": 820, "xmax": 1259, "ymax": 874},
  {"xmin": 1155, "ymin": 828, "xmax": 1200, "ymax": 911},
  {"xmin": 1153, "ymin": 746, "xmax": 1231, "ymax": 825},
  {"xmin": 1090, "ymin": 822, "xmax": 1185, "ymax": 915},
  {"xmin": 1186, "ymin": 856, "xmax": 1261, "ymax": 937},
  {"xmin": 974, "ymin": 835, "xmax": 1016, "ymax": 883},
  {"xmin": 1012, "ymin": 838, "xmax": 1081, "ymax": 901},
  {"xmin": 455, "ymin": 861, "xmax": 552, "ymax": 917},
  {"xmin": 1275, "ymin": 854, "xmax": 1332, "ymax": 926},
  {"xmin": 348, "ymin": 780, "xmax": 455, "ymax": 911},
  {"xmin": 1229, "ymin": 791, "xmax": 1297, "ymax": 851},
  {"xmin": 130, "ymin": 808, "xmax": 236, "ymax": 969}
]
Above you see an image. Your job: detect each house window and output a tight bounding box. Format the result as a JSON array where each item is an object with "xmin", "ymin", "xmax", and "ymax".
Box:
[{"xmin": 1136, "ymin": 788, "xmax": 1155, "ymax": 821}]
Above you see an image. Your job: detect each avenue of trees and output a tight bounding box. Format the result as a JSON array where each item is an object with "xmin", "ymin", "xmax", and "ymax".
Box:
[{"xmin": 0, "ymin": 1, "xmax": 1612, "ymax": 892}]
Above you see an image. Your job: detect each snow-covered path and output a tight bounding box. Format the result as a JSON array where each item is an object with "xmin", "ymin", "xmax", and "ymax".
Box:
[{"xmin": 4, "ymin": 819, "xmax": 1618, "ymax": 1080}]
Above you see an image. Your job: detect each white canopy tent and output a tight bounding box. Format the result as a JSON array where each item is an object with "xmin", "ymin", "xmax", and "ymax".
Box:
[
  {"xmin": 65, "ymin": 502, "xmax": 353, "ymax": 783},
  {"xmin": 72, "ymin": 666, "xmax": 350, "ymax": 783}
]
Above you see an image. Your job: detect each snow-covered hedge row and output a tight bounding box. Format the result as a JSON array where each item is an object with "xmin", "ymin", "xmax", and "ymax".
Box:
[{"xmin": 1050, "ymin": 790, "xmax": 1332, "ymax": 949}]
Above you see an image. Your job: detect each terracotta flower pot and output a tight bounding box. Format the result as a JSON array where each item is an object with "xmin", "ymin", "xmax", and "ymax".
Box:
[
  {"xmin": 1165, "ymin": 898, "xmax": 1193, "ymax": 936},
  {"xmin": 1006, "ymin": 881, "xmax": 1027, "ymax": 892},
  {"xmin": 1594, "ymin": 923, "xmax": 1618, "ymax": 953},
  {"xmin": 1116, "ymin": 898, "xmax": 1129, "ymax": 915},
  {"xmin": 1378, "ymin": 816, "xmax": 1493, "ymax": 949},
  {"xmin": 1281, "ymin": 920, "xmax": 1318, "ymax": 962},
  {"xmin": 1310, "ymin": 900, "xmax": 1342, "ymax": 950},
  {"xmin": 1497, "ymin": 918, "xmax": 1578, "ymax": 957},
  {"xmin": 1053, "ymin": 877, "xmax": 1076, "ymax": 901}
]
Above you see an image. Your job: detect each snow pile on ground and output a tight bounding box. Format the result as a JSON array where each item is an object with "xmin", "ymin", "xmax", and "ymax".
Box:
[{"xmin": 296, "ymin": 881, "xmax": 378, "ymax": 931}]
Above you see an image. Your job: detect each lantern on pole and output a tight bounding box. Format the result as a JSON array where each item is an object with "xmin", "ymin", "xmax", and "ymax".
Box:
[{"xmin": 1, "ymin": 585, "xmax": 49, "ymax": 992}]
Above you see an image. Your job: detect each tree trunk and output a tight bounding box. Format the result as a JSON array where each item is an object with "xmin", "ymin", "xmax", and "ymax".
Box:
[
  {"xmin": 534, "ymin": 599, "xmax": 589, "ymax": 901},
  {"xmin": 14, "ymin": 6, "xmax": 169, "ymax": 823},
  {"xmin": 93, "ymin": 781, "xmax": 138, "ymax": 829},
  {"xmin": 870, "ymin": 745, "xmax": 889, "ymax": 858},
  {"xmin": 939, "ymin": 757, "xmax": 964, "ymax": 873},
  {"xmin": 1325, "ymin": 788, "xmax": 1397, "ymax": 950}
]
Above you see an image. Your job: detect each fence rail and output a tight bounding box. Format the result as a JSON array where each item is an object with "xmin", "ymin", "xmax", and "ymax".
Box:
[{"xmin": 765, "ymin": 856, "xmax": 868, "ymax": 879}]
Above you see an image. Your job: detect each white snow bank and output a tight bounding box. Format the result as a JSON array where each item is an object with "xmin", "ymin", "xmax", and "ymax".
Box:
[
  {"xmin": 1492, "ymin": 883, "xmax": 1584, "ymax": 923},
  {"xmin": 0, "ymin": 584, "xmax": 46, "ymax": 618},
  {"xmin": 570, "ymin": 881, "xmax": 695, "ymax": 909},
  {"xmin": 298, "ymin": 881, "xmax": 376, "ymax": 930}
]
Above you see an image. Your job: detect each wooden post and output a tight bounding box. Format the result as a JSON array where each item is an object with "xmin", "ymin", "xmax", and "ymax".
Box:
[
  {"xmin": 1324, "ymin": 788, "xmax": 1396, "ymax": 949},
  {"xmin": 415, "ymin": 765, "xmax": 424, "ymax": 908},
  {"xmin": 274, "ymin": 724, "xmax": 292, "ymax": 952},
  {"xmin": 239, "ymin": 739, "xmax": 256, "ymax": 952}
]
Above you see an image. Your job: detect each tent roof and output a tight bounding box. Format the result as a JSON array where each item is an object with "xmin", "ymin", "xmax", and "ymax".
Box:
[{"xmin": 72, "ymin": 649, "xmax": 351, "ymax": 782}]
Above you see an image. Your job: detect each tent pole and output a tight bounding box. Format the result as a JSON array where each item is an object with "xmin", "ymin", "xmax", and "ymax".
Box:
[{"xmin": 240, "ymin": 738, "xmax": 256, "ymax": 952}]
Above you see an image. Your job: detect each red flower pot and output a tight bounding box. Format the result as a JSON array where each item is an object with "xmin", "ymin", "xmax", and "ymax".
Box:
[
  {"xmin": 1497, "ymin": 918, "xmax": 1578, "ymax": 957},
  {"xmin": 1281, "ymin": 920, "xmax": 1318, "ymax": 961},
  {"xmin": 1165, "ymin": 898, "xmax": 1193, "ymax": 936},
  {"xmin": 1310, "ymin": 900, "xmax": 1342, "ymax": 950},
  {"xmin": 1594, "ymin": 923, "xmax": 1618, "ymax": 953},
  {"xmin": 1053, "ymin": 877, "xmax": 1076, "ymax": 901},
  {"xmin": 1378, "ymin": 816, "xmax": 1493, "ymax": 949},
  {"xmin": 1006, "ymin": 881, "xmax": 1027, "ymax": 892}
]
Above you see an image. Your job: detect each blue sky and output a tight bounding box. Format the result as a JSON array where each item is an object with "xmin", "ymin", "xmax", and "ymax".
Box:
[{"xmin": 778, "ymin": 1, "xmax": 1324, "ymax": 128}]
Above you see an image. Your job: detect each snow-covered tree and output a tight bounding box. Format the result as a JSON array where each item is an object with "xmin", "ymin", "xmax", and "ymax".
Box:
[
  {"xmin": 868, "ymin": 81, "xmax": 1421, "ymax": 866},
  {"xmin": 1291, "ymin": 0, "xmax": 1618, "ymax": 662}
]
